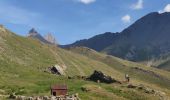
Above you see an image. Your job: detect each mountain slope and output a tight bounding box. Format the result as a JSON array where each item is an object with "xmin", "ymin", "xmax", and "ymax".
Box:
[
  {"xmin": 1, "ymin": 25, "xmax": 170, "ymax": 99},
  {"xmin": 67, "ymin": 46, "xmax": 170, "ymax": 99},
  {"xmin": 103, "ymin": 12, "xmax": 170, "ymax": 61},
  {"xmin": 67, "ymin": 46, "xmax": 170, "ymax": 89},
  {"xmin": 1, "ymin": 26, "xmax": 138, "ymax": 100},
  {"xmin": 62, "ymin": 32, "xmax": 119, "ymax": 51},
  {"xmin": 149, "ymin": 53, "xmax": 170, "ymax": 71},
  {"xmin": 0, "ymin": 26, "xmax": 126, "ymax": 99},
  {"xmin": 0, "ymin": 26, "xmax": 123, "ymax": 77},
  {"xmin": 64, "ymin": 12, "xmax": 170, "ymax": 66}
]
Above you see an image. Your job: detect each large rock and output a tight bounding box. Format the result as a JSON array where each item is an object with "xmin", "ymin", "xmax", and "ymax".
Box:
[
  {"xmin": 44, "ymin": 33, "xmax": 56, "ymax": 44},
  {"xmin": 87, "ymin": 70, "xmax": 117, "ymax": 84},
  {"xmin": 50, "ymin": 65, "xmax": 66, "ymax": 75}
]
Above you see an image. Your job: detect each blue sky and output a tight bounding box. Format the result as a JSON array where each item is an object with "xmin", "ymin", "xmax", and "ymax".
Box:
[{"xmin": 0, "ymin": 0, "xmax": 170, "ymax": 44}]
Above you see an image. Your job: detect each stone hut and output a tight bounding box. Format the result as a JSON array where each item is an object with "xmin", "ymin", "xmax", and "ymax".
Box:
[{"xmin": 51, "ymin": 84, "xmax": 68, "ymax": 96}]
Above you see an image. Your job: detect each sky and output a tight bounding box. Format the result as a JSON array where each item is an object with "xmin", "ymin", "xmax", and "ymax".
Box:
[{"xmin": 0, "ymin": 0, "xmax": 170, "ymax": 45}]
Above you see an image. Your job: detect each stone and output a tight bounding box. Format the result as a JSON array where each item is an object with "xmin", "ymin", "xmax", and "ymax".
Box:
[
  {"xmin": 43, "ymin": 96, "xmax": 49, "ymax": 100},
  {"xmin": 81, "ymin": 87, "xmax": 90, "ymax": 92},
  {"xmin": 48, "ymin": 64, "xmax": 66, "ymax": 75},
  {"xmin": 27, "ymin": 97, "xmax": 34, "ymax": 100},
  {"xmin": 87, "ymin": 70, "xmax": 117, "ymax": 84},
  {"xmin": 9, "ymin": 93, "xmax": 16, "ymax": 99},
  {"xmin": 144, "ymin": 88, "xmax": 155, "ymax": 94},
  {"xmin": 127, "ymin": 84, "xmax": 137, "ymax": 88},
  {"xmin": 7, "ymin": 93, "xmax": 81, "ymax": 100}
]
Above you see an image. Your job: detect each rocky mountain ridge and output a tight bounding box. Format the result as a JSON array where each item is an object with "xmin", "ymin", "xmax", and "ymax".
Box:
[
  {"xmin": 28, "ymin": 28, "xmax": 56, "ymax": 45},
  {"xmin": 63, "ymin": 12, "xmax": 170, "ymax": 69}
]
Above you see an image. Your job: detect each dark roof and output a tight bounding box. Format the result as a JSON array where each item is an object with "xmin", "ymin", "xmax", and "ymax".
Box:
[{"xmin": 51, "ymin": 84, "xmax": 67, "ymax": 90}]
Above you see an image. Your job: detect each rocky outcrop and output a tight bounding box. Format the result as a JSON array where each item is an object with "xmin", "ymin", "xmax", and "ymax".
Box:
[
  {"xmin": 44, "ymin": 33, "xmax": 56, "ymax": 44},
  {"xmin": 28, "ymin": 28, "xmax": 38, "ymax": 37},
  {"xmin": 44, "ymin": 65, "xmax": 66, "ymax": 75},
  {"xmin": 87, "ymin": 70, "xmax": 117, "ymax": 84},
  {"xmin": 27, "ymin": 28, "xmax": 52, "ymax": 44}
]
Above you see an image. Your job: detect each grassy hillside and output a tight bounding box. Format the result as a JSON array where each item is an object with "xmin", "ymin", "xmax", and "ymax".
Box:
[
  {"xmin": 139, "ymin": 53, "xmax": 170, "ymax": 71},
  {"xmin": 153, "ymin": 54, "xmax": 170, "ymax": 71},
  {"xmin": 0, "ymin": 26, "xmax": 170, "ymax": 99},
  {"xmin": 158, "ymin": 61, "xmax": 170, "ymax": 71},
  {"xmin": 67, "ymin": 47, "xmax": 170, "ymax": 94}
]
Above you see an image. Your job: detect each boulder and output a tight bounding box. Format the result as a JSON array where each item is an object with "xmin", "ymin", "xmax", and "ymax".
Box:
[
  {"xmin": 144, "ymin": 88, "xmax": 155, "ymax": 94},
  {"xmin": 27, "ymin": 97, "xmax": 34, "ymax": 100},
  {"xmin": 127, "ymin": 84, "xmax": 137, "ymax": 88},
  {"xmin": 137, "ymin": 84, "xmax": 155, "ymax": 94},
  {"xmin": 81, "ymin": 87, "xmax": 90, "ymax": 92},
  {"xmin": 138, "ymin": 84, "xmax": 145, "ymax": 90},
  {"xmin": 87, "ymin": 70, "xmax": 117, "ymax": 84},
  {"xmin": 49, "ymin": 64, "xmax": 66, "ymax": 75}
]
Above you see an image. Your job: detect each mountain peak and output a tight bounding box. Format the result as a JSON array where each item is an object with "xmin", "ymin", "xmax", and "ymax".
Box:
[
  {"xmin": 28, "ymin": 28, "xmax": 39, "ymax": 37},
  {"xmin": 64, "ymin": 12, "xmax": 170, "ymax": 62},
  {"xmin": 27, "ymin": 28, "xmax": 50, "ymax": 44},
  {"xmin": 27, "ymin": 28, "xmax": 57, "ymax": 45}
]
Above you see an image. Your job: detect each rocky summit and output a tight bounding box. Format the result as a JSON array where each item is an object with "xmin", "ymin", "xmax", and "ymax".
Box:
[
  {"xmin": 28, "ymin": 28, "xmax": 39, "ymax": 37},
  {"xmin": 44, "ymin": 33, "xmax": 56, "ymax": 44},
  {"xmin": 28, "ymin": 28, "xmax": 56, "ymax": 45}
]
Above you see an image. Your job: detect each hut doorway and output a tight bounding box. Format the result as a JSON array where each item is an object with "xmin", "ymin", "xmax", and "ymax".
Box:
[{"xmin": 53, "ymin": 92, "xmax": 56, "ymax": 96}]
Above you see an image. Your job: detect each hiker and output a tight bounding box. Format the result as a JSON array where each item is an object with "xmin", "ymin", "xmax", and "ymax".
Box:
[{"xmin": 125, "ymin": 74, "xmax": 130, "ymax": 82}]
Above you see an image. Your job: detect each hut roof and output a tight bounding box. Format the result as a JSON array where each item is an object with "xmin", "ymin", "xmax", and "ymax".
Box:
[{"xmin": 51, "ymin": 85, "xmax": 67, "ymax": 90}]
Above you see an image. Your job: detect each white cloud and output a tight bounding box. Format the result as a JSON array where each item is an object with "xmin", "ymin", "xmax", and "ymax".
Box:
[
  {"xmin": 121, "ymin": 15, "xmax": 131, "ymax": 23},
  {"xmin": 164, "ymin": 4, "xmax": 170, "ymax": 12},
  {"xmin": 77, "ymin": 0, "xmax": 96, "ymax": 4},
  {"xmin": 158, "ymin": 4, "xmax": 170, "ymax": 14},
  {"xmin": 131, "ymin": 0, "xmax": 143, "ymax": 10}
]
